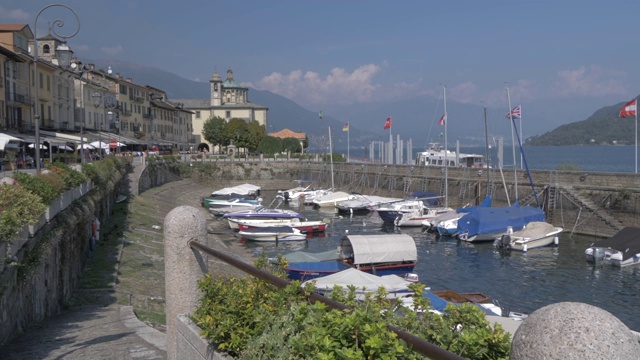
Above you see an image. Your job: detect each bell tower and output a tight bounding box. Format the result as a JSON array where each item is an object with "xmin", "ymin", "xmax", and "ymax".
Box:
[{"xmin": 210, "ymin": 71, "xmax": 222, "ymax": 107}]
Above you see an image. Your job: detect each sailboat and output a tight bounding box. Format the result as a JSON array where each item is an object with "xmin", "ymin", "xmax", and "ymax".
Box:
[{"xmin": 456, "ymin": 90, "xmax": 545, "ymax": 242}]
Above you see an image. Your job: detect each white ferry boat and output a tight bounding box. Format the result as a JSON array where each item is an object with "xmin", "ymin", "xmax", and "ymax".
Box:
[{"xmin": 415, "ymin": 143, "xmax": 487, "ymax": 168}]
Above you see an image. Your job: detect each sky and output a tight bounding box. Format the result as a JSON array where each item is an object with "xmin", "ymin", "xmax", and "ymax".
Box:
[{"xmin": 2, "ymin": 0, "xmax": 639, "ymax": 130}]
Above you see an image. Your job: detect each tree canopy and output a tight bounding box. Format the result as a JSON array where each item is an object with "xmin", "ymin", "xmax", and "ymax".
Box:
[{"xmin": 201, "ymin": 117, "xmax": 266, "ymax": 153}]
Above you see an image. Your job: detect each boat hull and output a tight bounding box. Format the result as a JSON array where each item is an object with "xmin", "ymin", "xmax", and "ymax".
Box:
[{"xmin": 285, "ymin": 261, "xmax": 416, "ymax": 281}]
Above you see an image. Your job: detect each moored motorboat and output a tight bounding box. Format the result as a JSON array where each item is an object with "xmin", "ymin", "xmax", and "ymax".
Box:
[
  {"xmin": 237, "ymin": 220, "xmax": 327, "ymax": 233},
  {"xmin": 585, "ymin": 227, "xmax": 640, "ymax": 267},
  {"xmin": 494, "ymin": 221, "xmax": 563, "ymax": 252},
  {"xmin": 335, "ymin": 195, "xmax": 403, "ymax": 215},
  {"xmin": 285, "ymin": 233, "xmax": 418, "ymax": 281},
  {"xmin": 223, "ymin": 207, "xmax": 304, "ymax": 229},
  {"xmin": 238, "ymin": 225, "xmax": 307, "ymax": 242},
  {"xmin": 311, "ymin": 191, "xmax": 358, "ymax": 208},
  {"xmin": 457, "ymin": 202, "xmax": 545, "ymax": 242}
]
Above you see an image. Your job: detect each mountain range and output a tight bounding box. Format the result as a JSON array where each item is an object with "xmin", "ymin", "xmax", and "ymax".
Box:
[{"xmin": 92, "ymin": 60, "xmax": 631, "ymax": 149}]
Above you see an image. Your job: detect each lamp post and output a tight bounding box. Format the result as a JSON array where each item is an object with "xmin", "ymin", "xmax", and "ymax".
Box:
[
  {"xmin": 33, "ymin": 3, "xmax": 80, "ymax": 173},
  {"xmin": 91, "ymin": 90, "xmax": 102, "ymax": 158}
]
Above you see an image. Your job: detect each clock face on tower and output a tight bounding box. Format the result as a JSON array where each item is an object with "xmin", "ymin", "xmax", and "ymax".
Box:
[{"xmin": 213, "ymin": 91, "xmax": 219, "ymax": 98}]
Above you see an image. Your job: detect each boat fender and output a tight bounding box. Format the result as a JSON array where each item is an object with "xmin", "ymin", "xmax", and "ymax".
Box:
[
  {"xmin": 554, "ymin": 236, "xmax": 559, "ymax": 245},
  {"xmin": 522, "ymin": 244, "xmax": 528, "ymax": 253}
]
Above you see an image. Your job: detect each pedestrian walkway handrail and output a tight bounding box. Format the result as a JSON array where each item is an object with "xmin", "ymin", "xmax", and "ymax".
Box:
[{"xmin": 188, "ymin": 240, "xmax": 464, "ymax": 360}]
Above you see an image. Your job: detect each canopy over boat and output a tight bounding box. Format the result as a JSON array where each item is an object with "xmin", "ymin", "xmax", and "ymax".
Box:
[
  {"xmin": 212, "ymin": 183, "xmax": 261, "ymax": 196},
  {"xmin": 303, "ymin": 268, "xmax": 412, "ymax": 294},
  {"xmin": 282, "ymin": 249, "xmax": 340, "ymax": 263},
  {"xmin": 339, "ymin": 234, "xmax": 417, "ymax": 265},
  {"xmin": 589, "ymin": 227, "xmax": 640, "ymax": 262}
]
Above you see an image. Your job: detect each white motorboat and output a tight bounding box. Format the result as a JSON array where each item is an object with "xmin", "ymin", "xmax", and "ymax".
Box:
[
  {"xmin": 493, "ymin": 222, "xmax": 563, "ymax": 252},
  {"xmin": 335, "ymin": 195, "xmax": 402, "ymax": 215},
  {"xmin": 238, "ymin": 226, "xmax": 307, "ymax": 242},
  {"xmin": 223, "ymin": 207, "xmax": 304, "ymax": 229},
  {"xmin": 208, "ymin": 197, "xmax": 261, "ymax": 210},
  {"xmin": 585, "ymin": 227, "xmax": 640, "ymax": 267},
  {"xmin": 394, "ymin": 206, "xmax": 454, "ymax": 227},
  {"xmin": 311, "ymin": 191, "xmax": 357, "ymax": 208}
]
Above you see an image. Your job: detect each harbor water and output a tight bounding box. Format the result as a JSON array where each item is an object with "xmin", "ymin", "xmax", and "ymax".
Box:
[{"xmin": 224, "ymin": 195, "xmax": 640, "ymax": 332}]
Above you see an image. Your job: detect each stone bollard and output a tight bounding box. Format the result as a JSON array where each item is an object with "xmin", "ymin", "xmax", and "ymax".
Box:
[
  {"xmin": 164, "ymin": 206, "xmax": 208, "ymax": 360},
  {"xmin": 511, "ymin": 302, "xmax": 640, "ymax": 359}
]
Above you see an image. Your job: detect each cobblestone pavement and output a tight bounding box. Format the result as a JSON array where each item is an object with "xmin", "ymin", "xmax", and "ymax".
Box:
[{"xmin": 0, "ymin": 304, "xmax": 165, "ymax": 359}]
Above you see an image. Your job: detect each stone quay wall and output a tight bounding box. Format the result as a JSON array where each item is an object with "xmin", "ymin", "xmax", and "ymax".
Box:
[
  {"xmin": 0, "ymin": 166, "xmax": 127, "ymax": 346},
  {"xmin": 184, "ymin": 160, "xmax": 640, "ymax": 238}
]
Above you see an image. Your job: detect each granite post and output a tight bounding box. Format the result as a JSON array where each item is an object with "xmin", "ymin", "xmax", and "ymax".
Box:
[{"xmin": 164, "ymin": 206, "xmax": 208, "ymax": 360}]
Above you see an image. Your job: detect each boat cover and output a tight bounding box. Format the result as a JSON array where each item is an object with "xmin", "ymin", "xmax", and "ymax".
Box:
[
  {"xmin": 283, "ymin": 250, "xmax": 340, "ymax": 263},
  {"xmin": 212, "ymin": 183, "xmax": 260, "ymax": 196},
  {"xmin": 590, "ymin": 227, "xmax": 640, "ymax": 261},
  {"xmin": 302, "ymin": 268, "xmax": 412, "ymax": 293},
  {"xmin": 457, "ymin": 195, "xmax": 492, "ymax": 214},
  {"xmin": 509, "ymin": 221, "xmax": 560, "ymax": 239},
  {"xmin": 457, "ymin": 203, "xmax": 545, "ymax": 238},
  {"xmin": 339, "ymin": 234, "xmax": 417, "ymax": 265}
]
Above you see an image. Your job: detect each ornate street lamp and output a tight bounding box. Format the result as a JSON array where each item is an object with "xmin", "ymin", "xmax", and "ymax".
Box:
[
  {"xmin": 91, "ymin": 90, "xmax": 102, "ymax": 158},
  {"xmin": 33, "ymin": 3, "xmax": 80, "ymax": 173}
]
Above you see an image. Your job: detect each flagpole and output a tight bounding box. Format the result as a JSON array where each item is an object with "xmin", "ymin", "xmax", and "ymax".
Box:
[
  {"xmin": 443, "ymin": 84, "xmax": 448, "ymax": 209},
  {"xmin": 389, "ymin": 120, "xmax": 393, "ymax": 164},
  {"xmin": 636, "ymin": 107, "xmax": 638, "ymax": 173},
  {"xmin": 506, "ymin": 86, "xmax": 518, "ymax": 201},
  {"xmin": 329, "ymin": 126, "xmax": 334, "ymax": 189},
  {"xmin": 347, "ymin": 122, "xmax": 350, "ymax": 163}
]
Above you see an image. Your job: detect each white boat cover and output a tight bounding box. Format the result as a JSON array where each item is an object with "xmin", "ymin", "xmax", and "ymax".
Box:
[
  {"xmin": 303, "ymin": 268, "xmax": 412, "ymax": 293},
  {"xmin": 313, "ymin": 191, "xmax": 354, "ymax": 204},
  {"xmin": 284, "ymin": 249, "xmax": 341, "ymax": 263},
  {"xmin": 509, "ymin": 221, "xmax": 561, "ymax": 239},
  {"xmin": 212, "ymin": 183, "xmax": 261, "ymax": 196},
  {"xmin": 339, "ymin": 234, "xmax": 417, "ymax": 264}
]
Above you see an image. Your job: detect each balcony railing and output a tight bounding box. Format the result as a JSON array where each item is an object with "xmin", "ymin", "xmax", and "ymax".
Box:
[
  {"xmin": 142, "ymin": 113, "xmax": 153, "ymax": 119},
  {"xmin": 6, "ymin": 92, "xmax": 32, "ymax": 106}
]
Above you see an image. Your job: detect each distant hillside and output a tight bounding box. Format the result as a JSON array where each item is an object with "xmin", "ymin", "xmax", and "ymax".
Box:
[{"xmin": 527, "ymin": 98, "xmax": 639, "ymax": 146}]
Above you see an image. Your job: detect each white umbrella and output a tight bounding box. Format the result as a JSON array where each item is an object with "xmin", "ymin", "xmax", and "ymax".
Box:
[
  {"xmin": 89, "ymin": 141, "xmax": 109, "ymax": 149},
  {"xmin": 0, "ymin": 133, "xmax": 22, "ymax": 151},
  {"xmin": 28, "ymin": 143, "xmax": 47, "ymax": 149},
  {"xmin": 54, "ymin": 145, "xmax": 74, "ymax": 151},
  {"xmin": 77, "ymin": 143, "xmax": 95, "ymax": 150}
]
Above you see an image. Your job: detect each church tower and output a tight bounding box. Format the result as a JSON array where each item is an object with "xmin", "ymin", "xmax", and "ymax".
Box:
[{"xmin": 210, "ymin": 71, "xmax": 222, "ymax": 107}]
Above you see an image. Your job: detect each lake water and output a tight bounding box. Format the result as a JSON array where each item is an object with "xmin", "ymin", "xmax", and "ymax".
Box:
[
  {"xmin": 232, "ymin": 195, "xmax": 640, "ymax": 332},
  {"xmin": 341, "ymin": 145, "xmax": 640, "ymax": 173}
]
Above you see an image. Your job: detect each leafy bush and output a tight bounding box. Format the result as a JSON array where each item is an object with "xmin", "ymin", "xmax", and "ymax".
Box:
[
  {"xmin": 82, "ymin": 157, "xmax": 128, "ymax": 186},
  {"xmin": 0, "ymin": 184, "xmax": 47, "ymax": 243},
  {"xmin": 48, "ymin": 163, "xmax": 87, "ymax": 189},
  {"xmin": 13, "ymin": 172, "xmax": 61, "ymax": 204},
  {"xmin": 193, "ymin": 255, "xmax": 512, "ymax": 359}
]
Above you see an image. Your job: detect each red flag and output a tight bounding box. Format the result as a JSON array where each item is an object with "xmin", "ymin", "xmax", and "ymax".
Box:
[
  {"xmin": 620, "ymin": 99, "xmax": 637, "ymax": 118},
  {"xmin": 342, "ymin": 123, "xmax": 349, "ymax": 131},
  {"xmin": 384, "ymin": 117, "xmax": 391, "ymax": 130},
  {"xmin": 438, "ymin": 113, "xmax": 447, "ymax": 125}
]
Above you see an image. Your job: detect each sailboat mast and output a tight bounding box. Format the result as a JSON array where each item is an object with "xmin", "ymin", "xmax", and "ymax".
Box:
[
  {"xmin": 443, "ymin": 85, "xmax": 448, "ymax": 209},
  {"xmin": 506, "ymin": 86, "xmax": 518, "ymax": 201},
  {"xmin": 484, "ymin": 105, "xmax": 490, "ymax": 196}
]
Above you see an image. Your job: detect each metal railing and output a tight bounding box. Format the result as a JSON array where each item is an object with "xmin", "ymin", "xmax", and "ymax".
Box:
[{"xmin": 188, "ymin": 240, "xmax": 464, "ymax": 360}]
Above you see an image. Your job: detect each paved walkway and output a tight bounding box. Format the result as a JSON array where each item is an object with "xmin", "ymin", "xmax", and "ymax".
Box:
[
  {"xmin": 0, "ymin": 305, "xmax": 166, "ymax": 359},
  {"xmin": 0, "ymin": 156, "xmax": 166, "ymax": 359}
]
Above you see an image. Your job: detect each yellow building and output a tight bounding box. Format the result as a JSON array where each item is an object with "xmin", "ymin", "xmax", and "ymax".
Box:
[{"xmin": 176, "ymin": 68, "xmax": 268, "ymax": 151}]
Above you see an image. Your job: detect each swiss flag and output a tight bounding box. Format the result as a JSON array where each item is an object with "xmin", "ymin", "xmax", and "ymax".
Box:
[
  {"xmin": 384, "ymin": 117, "xmax": 391, "ymax": 130},
  {"xmin": 620, "ymin": 99, "xmax": 637, "ymax": 118}
]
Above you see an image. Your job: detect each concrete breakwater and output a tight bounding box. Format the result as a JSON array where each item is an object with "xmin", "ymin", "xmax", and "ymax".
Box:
[{"xmin": 188, "ymin": 160, "xmax": 640, "ymax": 238}]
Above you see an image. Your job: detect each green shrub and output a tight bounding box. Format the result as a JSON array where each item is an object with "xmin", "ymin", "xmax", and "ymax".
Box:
[
  {"xmin": 13, "ymin": 172, "xmax": 60, "ymax": 204},
  {"xmin": 48, "ymin": 163, "xmax": 87, "ymax": 189},
  {"xmin": 0, "ymin": 184, "xmax": 47, "ymax": 243},
  {"xmin": 193, "ymin": 255, "xmax": 512, "ymax": 359}
]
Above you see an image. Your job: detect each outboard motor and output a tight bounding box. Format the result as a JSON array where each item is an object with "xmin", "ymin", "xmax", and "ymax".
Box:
[
  {"xmin": 283, "ymin": 191, "xmax": 290, "ymax": 202},
  {"xmin": 591, "ymin": 247, "xmax": 606, "ymax": 262},
  {"xmin": 494, "ymin": 234, "xmax": 512, "ymax": 250}
]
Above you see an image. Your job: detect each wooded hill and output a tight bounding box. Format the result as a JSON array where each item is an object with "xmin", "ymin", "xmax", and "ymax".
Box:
[{"xmin": 527, "ymin": 97, "xmax": 639, "ymax": 146}]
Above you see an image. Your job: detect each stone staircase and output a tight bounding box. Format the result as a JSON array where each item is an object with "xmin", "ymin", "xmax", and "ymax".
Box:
[{"xmin": 560, "ymin": 186, "xmax": 624, "ymax": 236}]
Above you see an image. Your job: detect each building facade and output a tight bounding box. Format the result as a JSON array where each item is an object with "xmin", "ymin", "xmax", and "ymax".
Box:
[{"xmin": 177, "ymin": 68, "xmax": 268, "ymax": 151}]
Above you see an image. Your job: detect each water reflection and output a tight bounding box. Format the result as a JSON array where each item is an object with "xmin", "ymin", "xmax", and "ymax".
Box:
[{"xmin": 229, "ymin": 196, "xmax": 640, "ymax": 331}]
